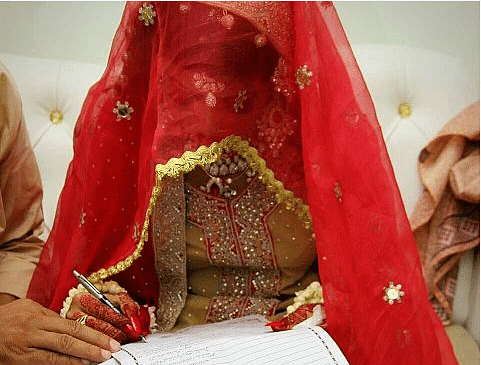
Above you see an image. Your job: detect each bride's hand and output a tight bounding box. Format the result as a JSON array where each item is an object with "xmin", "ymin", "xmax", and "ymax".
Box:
[{"xmin": 66, "ymin": 287, "xmax": 150, "ymax": 344}]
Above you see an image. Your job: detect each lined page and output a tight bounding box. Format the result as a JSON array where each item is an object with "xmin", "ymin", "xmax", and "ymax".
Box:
[{"xmin": 106, "ymin": 316, "xmax": 349, "ymax": 365}]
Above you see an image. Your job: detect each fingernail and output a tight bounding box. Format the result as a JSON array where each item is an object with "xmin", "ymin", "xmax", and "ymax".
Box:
[
  {"xmin": 81, "ymin": 360, "xmax": 90, "ymax": 365},
  {"xmin": 110, "ymin": 338, "xmax": 121, "ymax": 352},
  {"xmin": 101, "ymin": 349, "xmax": 112, "ymax": 360}
]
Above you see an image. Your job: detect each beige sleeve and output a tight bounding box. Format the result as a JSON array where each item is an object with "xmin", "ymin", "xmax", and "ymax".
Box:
[{"xmin": 0, "ymin": 61, "xmax": 45, "ymax": 298}]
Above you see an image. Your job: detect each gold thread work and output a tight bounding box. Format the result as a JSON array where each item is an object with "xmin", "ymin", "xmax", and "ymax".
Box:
[{"xmin": 88, "ymin": 135, "xmax": 311, "ymax": 282}]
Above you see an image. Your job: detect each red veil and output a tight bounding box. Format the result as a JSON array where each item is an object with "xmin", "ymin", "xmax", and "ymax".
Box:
[{"xmin": 28, "ymin": 2, "xmax": 458, "ymax": 364}]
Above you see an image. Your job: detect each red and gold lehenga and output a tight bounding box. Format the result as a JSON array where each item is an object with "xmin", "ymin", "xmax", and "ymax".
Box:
[{"xmin": 28, "ymin": 2, "xmax": 459, "ymax": 364}]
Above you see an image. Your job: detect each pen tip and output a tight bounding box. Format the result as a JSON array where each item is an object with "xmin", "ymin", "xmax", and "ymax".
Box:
[
  {"xmin": 140, "ymin": 335, "xmax": 148, "ymax": 343},
  {"xmin": 73, "ymin": 270, "xmax": 80, "ymax": 277}
]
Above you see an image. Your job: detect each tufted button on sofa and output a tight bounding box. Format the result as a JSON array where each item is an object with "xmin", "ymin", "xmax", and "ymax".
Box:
[{"xmin": 0, "ymin": 44, "xmax": 479, "ymax": 363}]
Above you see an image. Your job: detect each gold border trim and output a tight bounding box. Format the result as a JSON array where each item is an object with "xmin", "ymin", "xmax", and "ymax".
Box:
[{"xmin": 88, "ymin": 135, "xmax": 311, "ymax": 282}]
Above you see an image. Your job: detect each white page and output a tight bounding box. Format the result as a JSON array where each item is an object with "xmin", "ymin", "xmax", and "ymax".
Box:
[{"xmin": 103, "ymin": 316, "xmax": 349, "ymax": 365}]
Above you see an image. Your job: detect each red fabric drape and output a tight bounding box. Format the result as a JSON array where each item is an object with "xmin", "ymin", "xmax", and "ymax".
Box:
[{"xmin": 28, "ymin": 2, "xmax": 458, "ymax": 364}]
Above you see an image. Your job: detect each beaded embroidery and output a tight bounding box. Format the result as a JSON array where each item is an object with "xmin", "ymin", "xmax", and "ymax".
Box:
[
  {"xmin": 193, "ymin": 73, "xmax": 225, "ymax": 108},
  {"xmin": 218, "ymin": 268, "xmax": 280, "ymax": 297},
  {"xmin": 113, "ymin": 101, "xmax": 134, "ymax": 121},
  {"xmin": 80, "ymin": 210, "xmax": 86, "ymax": 226},
  {"xmin": 383, "ymin": 282, "xmax": 405, "ymax": 305},
  {"xmin": 88, "ymin": 136, "xmax": 312, "ymax": 285},
  {"xmin": 334, "ymin": 182, "xmax": 343, "ymax": 203},
  {"xmin": 272, "ymin": 58, "xmax": 296, "ymax": 99},
  {"xmin": 295, "ymin": 65, "xmax": 313, "ymax": 89},
  {"xmin": 138, "ymin": 3, "xmax": 156, "ymax": 26},
  {"xmin": 205, "ymin": 296, "xmax": 279, "ymax": 323},
  {"xmin": 254, "ymin": 34, "xmax": 267, "ymax": 48},
  {"xmin": 219, "ymin": 10, "xmax": 235, "ymax": 29},
  {"xmin": 233, "ymin": 90, "xmax": 247, "ymax": 113},
  {"xmin": 152, "ymin": 177, "xmax": 187, "ymax": 331},
  {"xmin": 257, "ymin": 101, "xmax": 298, "ymax": 159},
  {"xmin": 186, "ymin": 176, "xmax": 279, "ymax": 269},
  {"xmin": 204, "ymin": 1, "xmax": 294, "ymax": 56},
  {"xmin": 207, "ymin": 8, "xmax": 235, "ymax": 30},
  {"xmin": 179, "ymin": 2, "xmax": 191, "ymax": 13},
  {"xmin": 132, "ymin": 223, "xmax": 141, "ymax": 242}
]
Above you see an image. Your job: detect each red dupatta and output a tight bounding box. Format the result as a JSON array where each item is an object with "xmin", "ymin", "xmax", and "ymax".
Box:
[{"xmin": 28, "ymin": 2, "xmax": 458, "ymax": 364}]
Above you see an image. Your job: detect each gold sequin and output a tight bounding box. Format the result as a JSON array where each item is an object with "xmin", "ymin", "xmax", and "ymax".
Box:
[
  {"xmin": 295, "ymin": 65, "xmax": 313, "ymax": 89},
  {"xmin": 383, "ymin": 282, "xmax": 405, "ymax": 305},
  {"xmin": 113, "ymin": 101, "xmax": 134, "ymax": 121},
  {"xmin": 254, "ymin": 34, "xmax": 267, "ymax": 48},
  {"xmin": 80, "ymin": 210, "xmax": 86, "ymax": 226},
  {"xmin": 138, "ymin": 3, "xmax": 156, "ymax": 26},
  {"xmin": 132, "ymin": 223, "xmax": 141, "ymax": 242},
  {"xmin": 49, "ymin": 108, "xmax": 63, "ymax": 124},
  {"xmin": 334, "ymin": 182, "xmax": 343, "ymax": 203}
]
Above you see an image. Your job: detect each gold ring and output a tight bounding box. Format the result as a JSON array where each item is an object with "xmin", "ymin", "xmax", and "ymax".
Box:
[{"xmin": 76, "ymin": 314, "xmax": 88, "ymax": 325}]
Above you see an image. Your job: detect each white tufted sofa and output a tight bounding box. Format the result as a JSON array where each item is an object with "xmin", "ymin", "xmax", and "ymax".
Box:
[{"xmin": 0, "ymin": 44, "xmax": 479, "ymax": 363}]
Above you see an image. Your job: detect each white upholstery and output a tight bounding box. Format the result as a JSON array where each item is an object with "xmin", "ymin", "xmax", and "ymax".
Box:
[
  {"xmin": 0, "ymin": 44, "xmax": 479, "ymax": 354},
  {"xmin": 0, "ymin": 53, "xmax": 105, "ymax": 237}
]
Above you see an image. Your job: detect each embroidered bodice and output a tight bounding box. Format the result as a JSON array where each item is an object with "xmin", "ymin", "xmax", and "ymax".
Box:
[{"xmin": 177, "ymin": 160, "xmax": 318, "ymax": 326}]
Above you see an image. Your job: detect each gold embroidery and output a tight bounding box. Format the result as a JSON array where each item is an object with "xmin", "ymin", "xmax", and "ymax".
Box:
[
  {"xmin": 233, "ymin": 90, "xmax": 247, "ymax": 113},
  {"xmin": 156, "ymin": 136, "xmax": 312, "ymax": 226},
  {"xmin": 132, "ymin": 223, "xmax": 141, "ymax": 242},
  {"xmin": 202, "ymin": 1, "xmax": 294, "ymax": 56},
  {"xmin": 383, "ymin": 282, "xmax": 405, "ymax": 305},
  {"xmin": 271, "ymin": 57, "xmax": 295, "ymax": 98},
  {"xmin": 138, "ymin": 3, "xmax": 156, "ymax": 26},
  {"xmin": 113, "ymin": 101, "xmax": 134, "ymax": 121},
  {"xmin": 219, "ymin": 9, "xmax": 235, "ymax": 29},
  {"xmin": 334, "ymin": 182, "xmax": 343, "ymax": 203},
  {"xmin": 186, "ymin": 177, "xmax": 279, "ymax": 268},
  {"xmin": 179, "ymin": 2, "xmax": 191, "ymax": 13},
  {"xmin": 218, "ymin": 268, "xmax": 280, "ymax": 297},
  {"xmin": 88, "ymin": 136, "xmax": 312, "ymax": 283},
  {"xmin": 205, "ymin": 296, "xmax": 279, "ymax": 323},
  {"xmin": 153, "ymin": 177, "xmax": 187, "ymax": 331},
  {"xmin": 80, "ymin": 210, "xmax": 86, "ymax": 226},
  {"xmin": 193, "ymin": 73, "xmax": 225, "ymax": 108},
  {"xmin": 295, "ymin": 65, "xmax": 313, "ymax": 89},
  {"xmin": 254, "ymin": 34, "xmax": 267, "ymax": 48}
]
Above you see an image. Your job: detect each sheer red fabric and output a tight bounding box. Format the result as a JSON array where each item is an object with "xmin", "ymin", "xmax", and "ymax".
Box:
[{"xmin": 28, "ymin": 2, "xmax": 458, "ymax": 364}]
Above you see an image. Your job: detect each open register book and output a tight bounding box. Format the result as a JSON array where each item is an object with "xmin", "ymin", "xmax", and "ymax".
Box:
[{"xmin": 100, "ymin": 315, "xmax": 349, "ymax": 365}]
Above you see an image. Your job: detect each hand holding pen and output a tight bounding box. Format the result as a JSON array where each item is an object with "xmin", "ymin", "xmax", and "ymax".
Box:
[{"xmin": 70, "ymin": 270, "xmax": 149, "ymax": 344}]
